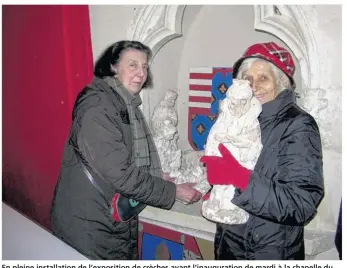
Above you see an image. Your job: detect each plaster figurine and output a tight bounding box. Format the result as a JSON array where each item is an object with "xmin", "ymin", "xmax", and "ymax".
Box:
[
  {"xmin": 151, "ymin": 89, "xmax": 210, "ymax": 198},
  {"xmin": 201, "ymin": 79, "xmax": 263, "ymax": 224}
]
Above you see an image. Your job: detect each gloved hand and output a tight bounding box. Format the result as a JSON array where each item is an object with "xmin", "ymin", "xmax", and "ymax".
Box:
[
  {"xmin": 202, "ymin": 191, "xmax": 211, "ymax": 201},
  {"xmin": 200, "ymin": 144, "xmax": 251, "ymax": 191}
]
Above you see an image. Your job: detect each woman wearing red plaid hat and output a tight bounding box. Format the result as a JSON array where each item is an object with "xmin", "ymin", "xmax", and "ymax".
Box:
[{"xmin": 201, "ymin": 42, "xmax": 324, "ymax": 260}]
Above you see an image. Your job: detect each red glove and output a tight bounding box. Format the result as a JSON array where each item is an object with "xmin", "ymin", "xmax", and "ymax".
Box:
[
  {"xmin": 202, "ymin": 191, "xmax": 211, "ymax": 201},
  {"xmin": 200, "ymin": 144, "xmax": 251, "ymax": 191}
]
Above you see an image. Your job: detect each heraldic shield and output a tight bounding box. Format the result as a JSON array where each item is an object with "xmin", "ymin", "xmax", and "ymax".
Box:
[{"xmin": 188, "ymin": 67, "xmax": 234, "ymax": 151}]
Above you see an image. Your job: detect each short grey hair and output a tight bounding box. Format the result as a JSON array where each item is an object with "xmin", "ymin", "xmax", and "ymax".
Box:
[{"xmin": 235, "ymin": 58, "xmax": 291, "ymax": 93}]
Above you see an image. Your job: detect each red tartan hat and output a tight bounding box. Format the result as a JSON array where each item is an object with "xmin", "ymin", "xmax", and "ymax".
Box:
[{"xmin": 233, "ymin": 42, "xmax": 296, "ymax": 89}]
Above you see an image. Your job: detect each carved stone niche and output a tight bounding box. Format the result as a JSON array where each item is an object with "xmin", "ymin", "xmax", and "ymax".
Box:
[
  {"xmin": 127, "ymin": 5, "xmax": 185, "ymax": 59},
  {"xmin": 127, "ymin": 5, "xmax": 339, "ymax": 259}
]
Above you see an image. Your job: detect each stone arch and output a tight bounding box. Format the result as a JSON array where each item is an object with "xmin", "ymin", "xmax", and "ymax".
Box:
[
  {"xmin": 127, "ymin": 5, "xmax": 186, "ymax": 59},
  {"xmin": 127, "ymin": 5, "xmax": 321, "ymax": 90}
]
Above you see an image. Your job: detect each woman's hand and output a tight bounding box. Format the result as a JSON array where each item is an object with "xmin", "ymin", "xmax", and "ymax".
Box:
[
  {"xmin": 175, "ymin": 183, "xmax": 202, "ymax": 204},
  {"xmin": 200, "ymin": 144, "xmax": 251, "ymax": 190}
]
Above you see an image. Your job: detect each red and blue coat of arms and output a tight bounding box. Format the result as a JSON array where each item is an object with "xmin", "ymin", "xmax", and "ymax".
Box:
[{"xmin": 188, "ymin": 67, "xmax": 233, "ymax": 151}]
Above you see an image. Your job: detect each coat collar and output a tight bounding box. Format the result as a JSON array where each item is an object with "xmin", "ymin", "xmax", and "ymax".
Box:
[
  {"xmin": 259, "ymin": 89, "xmax": 295, "ymax": 120},
  {"xmin": 93, "ymin": 76, "xmax": 142, "ymax": 109}
]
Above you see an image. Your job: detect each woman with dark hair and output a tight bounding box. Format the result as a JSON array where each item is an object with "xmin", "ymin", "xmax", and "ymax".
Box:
[{"xmin": 51, "ymin": 40, "xmax": 201, "ymax": 260}]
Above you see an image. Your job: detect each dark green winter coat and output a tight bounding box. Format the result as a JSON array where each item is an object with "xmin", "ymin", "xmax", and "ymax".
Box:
[{"xmin": 51, "ymin": 77, "xmax": 176, "ymax": 260}]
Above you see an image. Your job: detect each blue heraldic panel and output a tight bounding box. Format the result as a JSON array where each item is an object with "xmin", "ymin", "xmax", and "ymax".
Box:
[{"xmin": 189, "ymin": 68, "xmax": 233, "ymax": 151}]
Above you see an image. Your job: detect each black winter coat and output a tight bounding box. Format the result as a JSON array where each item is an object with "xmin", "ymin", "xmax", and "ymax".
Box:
[
  {"xmin": 215, "ymin": 89, "xmax": 324, "ymax": 260},
  {"xmin": 51, "ymin": 77, "xmax": 176, "ymax": 260}
]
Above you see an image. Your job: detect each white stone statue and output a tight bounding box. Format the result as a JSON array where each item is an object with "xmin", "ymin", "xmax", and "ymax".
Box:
[
  {"xmin": 151, "ymin": 89, "xmax": 210, "ymax": 198},
  {"xmin": 172, "ymin": 149, "xmax": 210, "ymax": 195},
  {"xmin": 151, "ymin": 89, "xmax": 182, "ymax": 174},
  {"xmin": 201, "ymin": 79, "xmax": 263, "ymax": 224}
]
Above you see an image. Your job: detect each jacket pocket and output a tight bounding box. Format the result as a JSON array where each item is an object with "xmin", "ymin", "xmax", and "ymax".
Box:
[{"xmin": 120, "ymin": 110, "xmax": 130, "ymax": 124}]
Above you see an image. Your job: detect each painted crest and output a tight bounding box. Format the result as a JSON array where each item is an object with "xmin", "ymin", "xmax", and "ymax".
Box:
[{"xmin": 188, "ymin": 67, "xmax": 233, "ymax": 150}]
